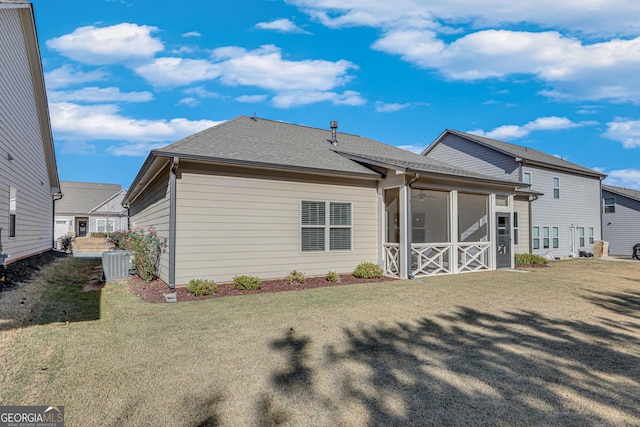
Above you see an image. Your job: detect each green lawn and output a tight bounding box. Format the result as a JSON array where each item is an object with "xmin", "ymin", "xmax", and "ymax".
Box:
[{"xmin": 1, "ymin": 257, "xmax": 639, "ymax": 426}]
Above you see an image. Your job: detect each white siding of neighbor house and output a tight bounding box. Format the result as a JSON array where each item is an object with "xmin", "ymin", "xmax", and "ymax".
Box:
[
  {"xmin": 129, "ymin": 166, "xmax": 171, "ymax": 283},
  {"xmin": 525, "ymin": 165, "xmax": 602, "ymax": 257},
  {"xmin": 427, "ymin": 134, "xmax": 521, "ymax": 180},
  {"xmin": 514, "ymin": 197, "xmax": 530, "ymax": 253},
  {"xmin": 174, "ymin": 164, "xmax": 379, "ymax": 284},
  {"xmin": 0, "ymin": 8, "xmax": 54, "ymax": 261},
  {"xmin": 602, "ymin": 189, "xmax": 640, "ymax": 256}
]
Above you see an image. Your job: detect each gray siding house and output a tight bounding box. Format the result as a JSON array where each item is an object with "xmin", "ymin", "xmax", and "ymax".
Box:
[
  {"xmin": 0, "ymin": 1, "xmax": 61, "ymax": 264},
  {"xmin": 601, "ymin": 185, "xmax": 640, "ymax": 256},
  {"xmin": 123, "ymin": 116, "xmax": 523, "ymax": 290},
  {"xmin": 423, "ymin": 130, "xmax": 606, "ymax": 258},
  {"xmin": 54, "ymin": 181, "xmax": 128, "ymax": 241}
]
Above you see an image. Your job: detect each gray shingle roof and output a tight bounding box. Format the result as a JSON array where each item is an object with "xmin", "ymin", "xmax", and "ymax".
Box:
[
  {"xmin": 603, "ymin": 184, "xmax": 640, "ymax": 202},
  {"xmin": 154, "ymin": 116, "xmax": 521, "ymax": 185},
  {"xmin": 56, "ymin": 181, "xmax": 124, "ymax": 214},
  {"xmin": 439, "ymin": 129, "xmax": 606, "ymax": 178}
]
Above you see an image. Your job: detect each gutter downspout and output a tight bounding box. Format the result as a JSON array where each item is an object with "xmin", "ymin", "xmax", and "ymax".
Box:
[
  {"xmin": 169, "ymin": 157, "xmax": 179, "ymax": 292},
  {"xmin": 406, "ymin": 173, "xmax": 420, "ymax": 279}
]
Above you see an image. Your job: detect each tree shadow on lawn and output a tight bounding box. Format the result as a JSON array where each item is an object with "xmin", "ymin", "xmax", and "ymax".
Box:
[
  {"xmin": 265, "ymin": 308, "xmax": 640, "ymax": 426},
  {"xmin": 583, "ymin": 289, "xmax": 640, "ymax": 319}
]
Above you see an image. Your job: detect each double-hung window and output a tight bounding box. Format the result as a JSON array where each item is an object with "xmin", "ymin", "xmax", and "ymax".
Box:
[
  {"xmin": 588, "ymin": 227, "xmax": 594, "ymax": 245},
  {"xmin": 9, "ymin": 187, "xmax": 16, "ymax": 238},
  {"xmin": 523, "ymin": 172, "xmax": 531, "ymax": 185},
  {"xmin": 532, "ymin": 227, "xmax": 540, "ymax": 250},
  {"xmin": 301, "ymin": 201, "xmax": 352, "ymax": 252},
  {"xmin": 553, "ymin": 177, "xmax": 560, "ymax": 199},
  {"xmin": 552, "ymin": 227, "xmax": 559, "ymax": 249},
  {"xmin": 543, "ymin": 227, "xmax": 550, "ymax": 249},
  {"xmin": 97, "ymin": 218, "xmax": 116, "ymax": 233},
  {"xmin": 578, "ymin": 227, "xmax": 585, "ymax": 247},
  {"xmin": 603, "ymin": 197, "xmax": 615, "ymax": 213}
]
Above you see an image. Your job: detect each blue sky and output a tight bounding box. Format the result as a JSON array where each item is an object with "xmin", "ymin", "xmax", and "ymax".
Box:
[{"xmin": 31, "ymin": 0, "xmax": 640, "ymax": 190}]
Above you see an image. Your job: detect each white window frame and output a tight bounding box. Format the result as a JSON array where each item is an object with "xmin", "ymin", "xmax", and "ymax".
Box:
[
  {"xmin": 553, "ymin": 177, "xmax": 560, "ymax": 199},
  {"xmin": 97, "ymin": 218, "xmax": 116, "ymax": 233},
  {"xmin": 578, "ymin": 227, "xmax": 585, "ymax": 247},
  {"xmin": 532, "ymin": 226, "xmax": 540, "ymax": 250},
  {"xmin": 513, "ymin": 212, "xmax": 519, "ymax": 245},
  {"xmin": 9, "ymin": 187, "xmax": 16, "ymax": 238},
  {"xmin": 603, "ymin": 197, "xmax": 615, "ymax": 213},
  {"xmin": 543, "ymin": 226, "xmax": 550, "ymax": 249},
  {"xmin": 588, "ymin": 227, "xmax": 594, "ymax": 245},
  {"xmin": 552, "ymin": 227, "xmax": 559, "ymax": 249},
  {"xmin": 523, "ymin": 172, "xmax": 532, "ymax": 185},
  {"xmin": 300, "ymin": 200, "xmax": 353, "ymax": 253}
]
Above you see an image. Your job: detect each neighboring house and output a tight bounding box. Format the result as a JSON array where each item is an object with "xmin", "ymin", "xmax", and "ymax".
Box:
[
  {"xmin": 601, "ymin": 185, "xmax": 640, "ymax": 256},
  {"xmin": 54, "ymin": 181, "xmax": 128, "ymax": 240},
  {"xmin": 423, "ymin": 130, "xmax": 606, "ymax": 258},
  {"xmin": 123, "ymin": 116, "xmax": 524, "ymax": 290},
  {"xmin": 0, "ymin": 1, "xmax": 61, "ymax": 264}
]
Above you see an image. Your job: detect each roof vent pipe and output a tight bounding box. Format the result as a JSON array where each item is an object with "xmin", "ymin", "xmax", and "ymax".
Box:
[{"xmin": 330, "ymin": 121, "xmax": 338, "ymax": 146}]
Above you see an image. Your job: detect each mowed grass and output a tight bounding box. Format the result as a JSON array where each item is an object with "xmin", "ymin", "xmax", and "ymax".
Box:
[{"xmin": 1, "ymin": 257, "xmax": 639, "ymax": 426}]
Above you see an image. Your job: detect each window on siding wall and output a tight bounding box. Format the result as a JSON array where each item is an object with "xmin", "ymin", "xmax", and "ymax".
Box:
[
  {"xmin": 578, "ymin": 227, "xmax": 585, "ymax": 247},
  {"xmin": 97, "ymin": 218, "xmax": 116, "ymax": 233},
  {"xmin": 552, "ymin": 227, "xmax": 559, "ymax": 249},
  {"xmin": 553, "ymin": 177, "xmax": 560, "ymax": 199},
  {"xmin": 513, "ymin": 212, "xmax": 519, "ymax": 245},
  {"xmin": 523, "ymin": 172, "xmax": 531, "ymax": 184},
  {"xmin": 9, "ymin": 187, "xmax": 16, "ymax": 238},
  {"xmin": 301, "ymin": 201, "xmax": 351, "ymax": 252},
  {"xmin": 603, "ymin": 197, "xmax": 615, "ymax": 213},
  {"xmin": 588, "ymin": 227, "xmax": 594, "ymax": 244},
  {"xmin": 543, "ymin": 226, "xmax": 550, "ymax": 249},
  {"xmin": 532, "ymin": 227, "xmax": 540, "ymax": 250}
]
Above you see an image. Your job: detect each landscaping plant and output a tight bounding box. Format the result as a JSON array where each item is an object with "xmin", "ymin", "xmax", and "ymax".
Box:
[
  {"xmin": 326, "ymin": 271, "xmax": 340, "ymax": 283},
  {"xmin": 515, "ymin": 253, "xmax": 549, "ymax": 266},
  {"xmin": 108, "ymin": 228, "xmax": 167, "ymax": 282},
  {"xmin": 353, "ymin": 262, "xmax": 384, "ymax": 279},
  {"xmin": 186, "ymin": 279, "xmax": 218, "ymax": 296},
  {"xmin": 58, "ymin": 233, "xmax": 75, "ymax": 253},
  {"xmin": 233, "ymin": 275, "xmax": 263, "ymax": 290},
  {"xmin": 285, "ymin": 270, "xmax": 305, "ymax": 284}
]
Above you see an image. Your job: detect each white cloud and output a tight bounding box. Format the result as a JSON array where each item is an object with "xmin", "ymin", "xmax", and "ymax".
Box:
[
  {"xmin": 397, "ymin": 144, "xmax": 425, "ymax": 154},
  {"xmin": 44, "ymin": 65, "xmax": 106, "ymax": 89},
  {"xmin": 375, "ymin": 101, "xmax": 411, "ymax": 113},
  {"xmin": 288, "ymin": 1, "xmax": 640, "ymax": 103},
  {"xmin": 134, "ymin": 57, "xmax": 221, "ymax": 87},
  {"xmin": 212, "ymin": 45, "xmax": 357, "ymax": 92},
  {"xmin": 603, "ymin": 169, "xmax": 640, "ymax": 189},
  {"xmin": 49, "ymin": 102, "xmax": 221, "ymax": 154},
  {"xmin": 469, "ymin": 116, "xmax": 584, "ymax": 140},
  {"xmin": 235, "ymin": 94, "xmax": 268, "ymax": 103},
  {"xmin": 603, "ymin": 119, "xmax": 640, "ymax": 148},
  {"xmin": 178, "ymin": 97, "xmax": 200, "ymax": 107},
  {"xmin": 183, "ymin": 86, "xmax": 220, "ymax": 99},
  {"xmin": 182, "ymin": 31, "xmax": 202, "ymax": 38},
  {"xmin": 255, "ymin": 18, "xmax": 310, "ymax": 34},
  {"xmin": 48, "ymin": 87, "xmax": 153, "ymax": 103},
  {"xmin": 271, "ymin": 90, "xmax": 365, "ymax": 108},
  {"xmin": 46, "ymin": 23, "xmax": 163, "ymax": 65}
]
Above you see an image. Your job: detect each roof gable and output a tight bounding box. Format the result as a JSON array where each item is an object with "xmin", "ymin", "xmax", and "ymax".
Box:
[
  {"xmin": 603, "ymin": 184, "xmax": 640, "ymax": 202},
  {"xmin": 426, "ymin": 129, "xmax": 605, "ymax": 178},
  {"xmin": 56, "ymin": 181, "xmax": 124, "ymax": 214}
]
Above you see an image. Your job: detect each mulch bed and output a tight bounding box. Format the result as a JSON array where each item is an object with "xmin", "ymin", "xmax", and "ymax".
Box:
[
  {"xmin": 128, "ymin": 274, "xmax": 396, "ymax": 303},
  {"xmin": 0, "ymin": 250, "xmax": 68, "ymax": 292}
]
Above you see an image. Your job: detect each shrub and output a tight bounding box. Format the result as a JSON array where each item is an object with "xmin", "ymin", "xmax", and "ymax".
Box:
[
  {"xmin": 353, "ymin": 261, "xmax": 384, "ymax": 279},
  {"xmin": 58, "ymin": 233, "xmax": 75, "ymax": 253},
  {"xmin": 233, "ymin": 275, "xmax": 263, "ymax": 290},
  {"xmin": 515, "ymin": 253, "xmax": 549, "ymax": 266},
  {"xmin": 108, "ymin": 228, "xmax": 167, "ymax": 282},
  {"xmin": 91, "ymin": 232, "xmax": 106, "ymax": 238},
  {"xmin": 186, "ymin": 279, "xmax": 218, "ymax": 296},
  {"xmin": 326, "ymin": 271, "xmax": 340, "ymax": 283},
  {"xmin": 285, "ymin": 270, "xmax": 305, "ymax": 284}
]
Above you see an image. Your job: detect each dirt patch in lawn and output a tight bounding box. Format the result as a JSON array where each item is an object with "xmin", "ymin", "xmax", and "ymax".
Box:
[
  {"xmin": 128, "ymin": 274, "xmax": 395, "ymax": 303},
  {"xmin": 0, "ymin": 250, "xmax": 68, "ymax": 292}
]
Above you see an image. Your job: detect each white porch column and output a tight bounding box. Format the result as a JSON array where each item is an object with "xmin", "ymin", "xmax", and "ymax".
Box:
[
  {"xmin": 450, "ymin": 190, "xmax": 459, "ymax": 274},
  {"xmin": 489, "ymin": 193, "xmax": 497, "ymax": 270},
  {"xmin": 399, "ymin": 183, "xmax": 409, "ymax": 279}
]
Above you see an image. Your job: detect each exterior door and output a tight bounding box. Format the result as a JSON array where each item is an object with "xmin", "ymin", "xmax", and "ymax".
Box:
[
  {"xmin": 78, "ymin": 220, "xmax": 87, "ymax": 237},
  {"xmin": 496, "ymin": 213, "xmax": 511, "ymax": 268}
]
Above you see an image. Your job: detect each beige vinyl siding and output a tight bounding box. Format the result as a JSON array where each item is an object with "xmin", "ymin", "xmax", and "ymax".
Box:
[
  {"xmin": 0, "ymin": 8, "xmax": 53, "ymax": 261},
  {"xmin": 175, "ymin": 164, "xmax": 379, "ymax": 284},
  {"xmin": 129, "ymin": 166, "xmax": 171, "ymax": 283},
  {"xmin": 514, "ymin": 197, "xmax": 530, "ymax": 253}
]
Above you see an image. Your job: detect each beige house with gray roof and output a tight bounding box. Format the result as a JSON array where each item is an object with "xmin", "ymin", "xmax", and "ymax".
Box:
[
  {"xmin": 124, "ymin": 116, "xmax": 525, "ymax": 291},
  {"xmin": 1, "ymin": 1, "xmax": 61, "ymax": 265}
]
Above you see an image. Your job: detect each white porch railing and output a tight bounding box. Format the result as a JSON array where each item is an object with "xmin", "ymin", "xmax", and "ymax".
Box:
[
  {"xmin": 458, "ymin": 242, "xmax": 491, "ymax": 273},
  {"xmin": 383, "ymin": 243, "xmax": 400, "ymax": 276},
  {"xmin": 411, "ymin": 243, "xmax": 452, "ymax": 277}
]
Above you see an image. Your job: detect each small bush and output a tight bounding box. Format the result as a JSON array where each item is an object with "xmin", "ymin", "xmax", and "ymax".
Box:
[
  {"xmin": 233, "ymin": 275, "xmax": 263, "ymax": 290},
  {"xmin": 326, "ymin": 271, "xmax": 340, "ymax": 283},
  {"xmin": 353, "ymin": 261, "xmax": 384, "ymax": 279},
  {"xmin": 285, "ymin": 270, "xmax": 305, "ymax": 284},
  {"xmin": 515, "ymin": 253, "xmax": 549, "ymax": 266},
  {"xmin": 186, "ymin": 279, "xmax": 218, "ymax": 296},
  {"xmin": 58, "ymin": 233, "xmax": 75, "ymax": 253}
]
